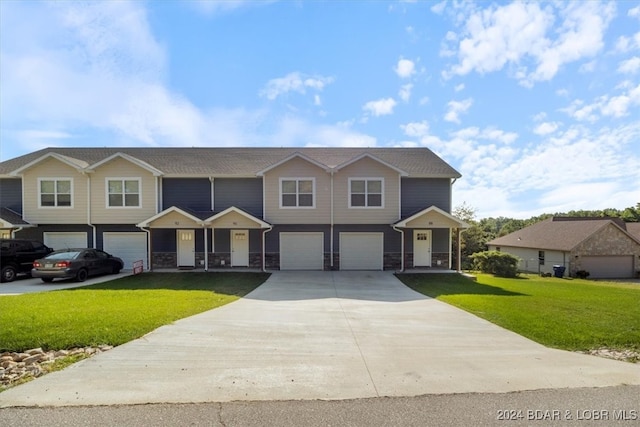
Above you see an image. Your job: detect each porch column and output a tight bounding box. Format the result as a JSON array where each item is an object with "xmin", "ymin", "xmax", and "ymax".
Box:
[
  {"xmin": 457, "ymin": 227, "xmax": 462, "ymax": 272},
  {"xmin": 204, "ymin": 226, "xmax": 208, "ymax": 271}
]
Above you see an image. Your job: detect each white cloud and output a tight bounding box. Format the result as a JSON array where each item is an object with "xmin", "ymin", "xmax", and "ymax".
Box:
[
  {"xmin": 451, "ymin": 123, "xmax": 640, "ymax": 218},
  {"xmin": 431, "ymin": 1, "xmax": 447, "ymax": 15},
  {"xmin": 533, "ymin": 122, "xmax": 560, "ymax": 135},
  {"xmin": 618, "ymin": 57, "xmax": 640, "ymax": 74},
  {"xmin": 363, "ymin": 98, "xmax": 397, "ymax": 116},
  {"xmin": 444, "ymin": 98, "xmax": 473, "ymax": 123},
  {"xmin": 187, "ymin": 0, "xmax": 275, "ymax": 15},
  {"xmin": 394, "ymin": 58, "xmax": 416, "ymax": 78},
  {"xmin": 398, "ymin": 83, "xmax": 413, "ymax": 102},
  {"xmin": 562, "ymin": 84, "xmax": 640, "ymax": 121},
  {"xmin": 401, "ymin": 121, "xmax": 430, "ymax": 137},
  {"xmin": 260, "ymin": 72, "xmax": 334, "ymax": 100},
  {"xmin": 445, "ymin": 2, "xmax": 615, "ymax": 86},
  {"xmin": 454, "ymin": 83, "xmax": 465, "ymax": 92},
  {"xmin": 629, "ymin": 5, "xmax": 640, "ymax": 19}
]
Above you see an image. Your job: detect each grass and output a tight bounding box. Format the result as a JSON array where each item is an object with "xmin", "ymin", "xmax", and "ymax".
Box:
[
  {"xmin": 0, "ymin": 272, "xmax": 269, "ymax": 352},
  {"xmin": 397, "ymin": 273, "xmax": 640, "ymax": 352}
]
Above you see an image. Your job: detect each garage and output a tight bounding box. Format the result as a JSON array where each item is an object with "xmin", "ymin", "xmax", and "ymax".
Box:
[
  {"xmin": 103, "ymin": 232, "xmax": 147, "ymax": 271},
  {"xmin": 340, "ymin": 232, "xmax": 383, "ymax": 270},
  {"xmin": 581, "ymin": 255, "xmax": 634, "ymax": 279},
  {"xmin": 280, "ymin": 232, "xmax": 324, "ymax": 270},
  {"xmin": 43, "ymin": 232, "xmax": 87, "ymax": 251}
]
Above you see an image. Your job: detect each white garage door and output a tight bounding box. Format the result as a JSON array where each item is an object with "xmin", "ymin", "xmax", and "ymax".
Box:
[
  {"xmin": 43, "ymin": 232, "xmax": 87, "ymax": 250},
  {"xmin": 581, "ymin": 256, "xmax": 634, "ymax": 278},
  {"xmin": 340, "ymin": 232, "xmax": 383, "ymax": 270},
  {"xmin": 103, "ymin": 232, "xmax": 147, "ymax": 271},
  {"xmin": 280, "ymin": 232, "xmax": 324, "ymax": 270}
]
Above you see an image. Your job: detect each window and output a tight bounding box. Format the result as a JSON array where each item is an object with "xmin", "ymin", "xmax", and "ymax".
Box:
[
  {"xmin": 349, "ymin": 178, "xmax": 383, "ymax": 208},
  {"xmin": 107, "ymin": 179, "xmax": 140, "ymax": 207},
  {"xmin": 538, "ymin": 250, "xmax": 545, "ymax": 265},
  {"xmin": 280, "ymin": 178, "xmax": 314, "ymax": 208},
  {"xmin": 39, "ymin": 179, "xmax": 72, "ymax": 207}
]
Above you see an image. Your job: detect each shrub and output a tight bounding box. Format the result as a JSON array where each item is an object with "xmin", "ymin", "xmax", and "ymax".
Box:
[
  {"xmin": 470, "ymin": 250, "xmax": 520, "ymax": 277},
  {"xmin": 575, "ymin": 270, "xmax": 590, "ymax": 279}
]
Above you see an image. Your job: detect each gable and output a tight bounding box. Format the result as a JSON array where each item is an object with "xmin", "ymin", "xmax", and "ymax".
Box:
[{"xmin": 574, "ymin": 222, "xmax": 640, "ymax": 254}]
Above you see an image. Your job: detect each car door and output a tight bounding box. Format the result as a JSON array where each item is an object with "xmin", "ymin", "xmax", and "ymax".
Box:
[
  {"xmin": 94, "ymin": 250, "xmax": 111, "ymax": 274},
  {"xmin": 82, "ymin": 250, "xmax": 100, "ymax": 276}
]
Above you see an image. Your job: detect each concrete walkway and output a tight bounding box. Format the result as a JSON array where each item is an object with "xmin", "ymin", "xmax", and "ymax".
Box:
[{"xmin": 1, "ymin": 271, "xmax": 639, "ymax": 407}]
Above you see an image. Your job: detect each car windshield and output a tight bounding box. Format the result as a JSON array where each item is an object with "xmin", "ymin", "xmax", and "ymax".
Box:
[{"xmin": 46, "ymin": 251, "xmax": 81, "ymax": 260}]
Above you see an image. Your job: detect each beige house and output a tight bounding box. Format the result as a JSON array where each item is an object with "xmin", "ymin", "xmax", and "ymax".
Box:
[{"xmin": 487, "ymin": 217, "xmax": 640, "ymax": 279}]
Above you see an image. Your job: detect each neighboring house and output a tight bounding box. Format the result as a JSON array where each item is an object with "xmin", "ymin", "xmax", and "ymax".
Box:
[
  {"xmin": 487, "ymin": 217, "xmax": 640, "ymax": 279},
  {"xmin": 0, "ymin": 147, "xmax": 468, "ymax": 272}
]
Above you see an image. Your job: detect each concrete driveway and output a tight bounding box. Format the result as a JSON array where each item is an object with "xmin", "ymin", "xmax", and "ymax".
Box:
[
  {"xmin": 0, "ymin": 272, "xmax": 132, "ymax": 295},
  {"xmin": 1, "ymin": 271, "xmax": 638, "ymax": 407}
]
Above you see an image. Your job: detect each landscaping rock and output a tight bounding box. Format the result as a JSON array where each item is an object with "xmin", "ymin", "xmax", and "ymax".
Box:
[{"xmin": 0, "ymin": 346, "xmax": 112, "ymax": 390}]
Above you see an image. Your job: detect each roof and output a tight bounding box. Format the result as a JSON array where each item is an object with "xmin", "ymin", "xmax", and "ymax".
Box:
[
  {"xmin": 626, "ymin": 222, "xmax": 640, "ymax": 241},
  {"xmin": 0, "ymin": 147, "xmax": 461, "ymax": 178},
  {"xmin": 0, "ymin": 207, "xmax": 34, "ymax": 228},
  {"xmin": 487, "ymin": 217, "xmax": 639, "ymax": 251}
]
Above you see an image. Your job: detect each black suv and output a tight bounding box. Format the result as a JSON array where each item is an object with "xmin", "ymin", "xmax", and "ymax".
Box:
[{"xmin": 1, "ymin": 239, "xmax": 53, "ymax": 282}]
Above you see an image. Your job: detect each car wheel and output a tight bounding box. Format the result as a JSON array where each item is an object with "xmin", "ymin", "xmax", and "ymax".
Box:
[
  {"xmin": 1, "ymin": 266, "xmax": 17, "ymax": 283},
  {"xmin": 41, "ymin": 278, "xmax": 54, "ymax": 283},
  {"xmin": 76, "ymin": 269, "xmax": 88, "ymax": 282}
]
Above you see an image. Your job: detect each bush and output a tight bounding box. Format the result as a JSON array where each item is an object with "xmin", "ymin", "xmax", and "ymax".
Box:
[
  {"xmin": 575, "ymin": 270, "xmax": 590, "ymax": 279},
  {"xmin": 470, "ymin": 251, "xmax": 520, "ymax": 277}
]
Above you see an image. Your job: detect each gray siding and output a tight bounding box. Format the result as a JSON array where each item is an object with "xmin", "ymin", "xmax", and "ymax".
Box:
[
  {"xmin": 333, "ymin": 224, "xmax": 401, "ymax": 252},
  {"xmin": 16, "ymin": 225, "xmax": 94, "ymax": 247},
  {"xmin": 401, "ymin": 178, "xmax": 451, "ymax": 217},
  {"xmin": 162, "ymin": 178, "xmax": 211, "ymax": 211},
  {"xmin": 0, "ymin": 178, "xmax": 23, "ymax": 213},
  {"xmin": 214, "ymin": 178, "xmax": 263, "ymax": 217},
  {"xmin": 266, "ymin": 225, "xmax": 331, "ymax": 252},
  {"xmin": 404, "ymin": 228, "xmax": 449, "ymax": 252},
  {"xmin": 95, "ymin": 224, "xmax": 143, "ymax": 249}
]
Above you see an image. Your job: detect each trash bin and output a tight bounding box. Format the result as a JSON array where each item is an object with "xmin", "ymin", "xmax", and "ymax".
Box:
[{"xmin": 552, "ymin": 265, "xmax": 565, "ymax": 278}]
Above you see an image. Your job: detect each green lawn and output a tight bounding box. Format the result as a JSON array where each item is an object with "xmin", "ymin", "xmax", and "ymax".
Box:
[
  {"xmin": 397, "ymin": 273, "xmax": 640, "ymax": 352},
  {"xmin": 0, "ymin": 272, "xmax": 269, "ymax": 352}
]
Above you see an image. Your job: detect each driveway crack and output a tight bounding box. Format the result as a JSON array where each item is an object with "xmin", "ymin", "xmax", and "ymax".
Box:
[{"xmin": 331, "ymin": 271, "xmax": 380, "ymax": 397}]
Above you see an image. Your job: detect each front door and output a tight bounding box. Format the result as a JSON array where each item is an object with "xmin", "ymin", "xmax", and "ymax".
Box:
[
  {"xmin": 177, "ymin": 229, "xmax": 195, "ymax": 267},
  {"xmin": 413, "ymin": 230, "xmax": 432, "ymax": 267},
  {"xmin": 231, "ymin": 230, "xmax": 249, "ymax": 267}
]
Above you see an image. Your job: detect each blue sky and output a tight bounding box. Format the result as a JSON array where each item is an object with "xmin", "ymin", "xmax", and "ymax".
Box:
[{"xmin": 1, "ymin": 1, "xmax": 639, "ymax": 219}]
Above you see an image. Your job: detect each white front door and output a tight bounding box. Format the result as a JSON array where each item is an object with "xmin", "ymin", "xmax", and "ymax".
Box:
[
  {"xmin": 177, "ymin": 229, "xmax": 195, "ymax": 267},
  {"xmin": 413, "ymin": 230, "xmax": 432, "ymax": 267},
  {"xmin": 231, "ymin": 230, "xmax": 249, "ymax": 267}
]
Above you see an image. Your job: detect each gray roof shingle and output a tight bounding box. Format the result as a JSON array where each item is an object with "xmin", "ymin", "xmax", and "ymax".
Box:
[
  {"xmin": 487, "ymin": 217, "xmax": 638, "ymax": 251},
  {"xmin": 0, "ymin": 147, "xmax": 461, "ymax": 178}
]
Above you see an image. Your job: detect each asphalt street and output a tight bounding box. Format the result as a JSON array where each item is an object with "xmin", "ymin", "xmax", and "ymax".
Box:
[{"xmin": 1, "ymin": 385, "xmax": 639, "ymax": 426}]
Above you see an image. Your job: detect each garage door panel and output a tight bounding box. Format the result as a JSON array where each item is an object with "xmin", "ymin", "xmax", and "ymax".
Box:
[
  {"xmin": 103, "ymin": 232, "xmax": 147, "ymax": 271},
  {"xmin": 43, "ymin": 232, "xmax": 87, "ymax": 251},
  {"xmin": 340, "ymin": 232, "xmax": 383, "ymax": 270},
  {"xmin": 581, "ymin": 256, "xmax": 633, "ymax": 279},
  {"xmin": 280, "ymin": 232, "xmax": 324, "ymax": 270}
]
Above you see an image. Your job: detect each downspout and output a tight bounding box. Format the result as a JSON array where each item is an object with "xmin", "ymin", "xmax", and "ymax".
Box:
[
  {"xmin": 210, "ymin": 177, "xmax": 215, "ymax": 211},
  {"xmin": 392, "ymin": 225, "xmax": 404, "ymax": 272},
  {"xmin": 262, "ymin": 226, "xmax": 273, "ymax": 272},
  {"xmin": 330, "ymin": 170, "xmax": 334, "ymax": 269},
  {"xmin": 11, "ymin": 228, "xmax": 23, "ymax": 239},
  {"xmin": 86, "ymin": 174, "xmax": 96, "ymax": 249},
  {"xmin": 140, "ymin": 226, "xmax": 151, "ymax": 271},
  {"xmin": 203, "ymin": 223, "xmax": 208, "ymax": 272}
]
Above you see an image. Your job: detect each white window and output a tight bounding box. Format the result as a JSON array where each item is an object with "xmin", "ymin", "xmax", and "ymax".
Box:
[
  {"xmin": 280, "ymin": 178, "xmax": 315, "ymax": 208},
  {"xmin": 38, "ymin": 178, "xmax": 72, "ymax": 208},
  {"xmin": 349, "ymin": 178, "xmax": 383, "ymax": 208},
  {"xmin": 107, "ymin": 178, "xmax": 141, "ymax": 208}
]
